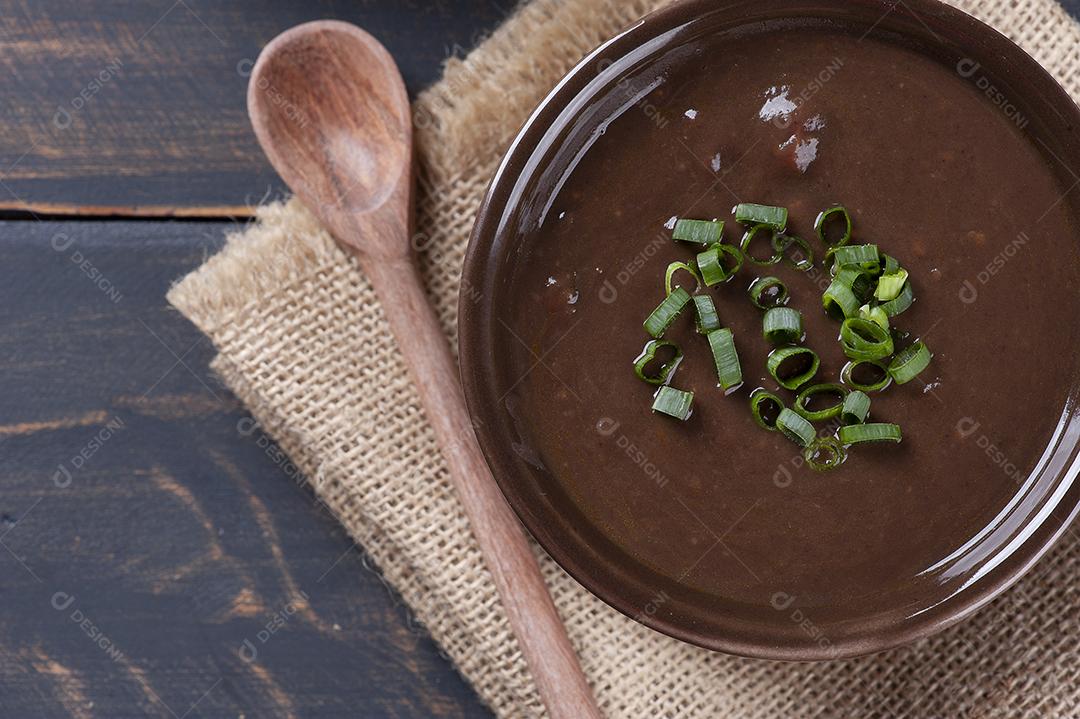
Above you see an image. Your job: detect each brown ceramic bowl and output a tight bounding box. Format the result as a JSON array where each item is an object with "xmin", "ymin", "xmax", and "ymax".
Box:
[{"xmin": 459, "ymin": 0, "xmax": 1080, "ymax": 659}]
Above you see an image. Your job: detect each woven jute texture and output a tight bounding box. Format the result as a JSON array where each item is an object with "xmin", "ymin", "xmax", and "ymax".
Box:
[{"xmin": 169, "ymin": 0, "xmax": 1080, "ymax": 716}]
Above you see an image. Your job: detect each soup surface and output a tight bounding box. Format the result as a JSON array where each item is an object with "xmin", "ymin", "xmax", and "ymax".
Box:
[{"xmin": 497, "ymin": 26, "xmax": 1080, "ymax": 622}]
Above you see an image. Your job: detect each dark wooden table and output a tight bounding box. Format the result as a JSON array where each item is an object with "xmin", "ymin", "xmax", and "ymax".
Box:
[
  {"xmin": 9, "ymin": 3, "xmax": 1080, "ymax": 718},
  {"xmin": 0, "ymin": 1, "xmax": 511, "ymax": 716}
]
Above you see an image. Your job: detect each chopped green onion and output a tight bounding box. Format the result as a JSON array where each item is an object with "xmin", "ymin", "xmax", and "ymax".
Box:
[
  {"xmin": 888, "ymin": 340, "xmax": 932, "ymax": 384},
  {"xmin": 740, "ymin": 225, "xmax": 783, "ymax": 265},
  {"xmin": 880, "ymin": 281, "xmax": 915, "ymax": 316},
  {"xmin": 803, "ymin": 436, "xmax": 847, "ymax": 471},
  {"xmin": 696, "ymin": 244, "xmax": 742, "ymax": 286},
  {"xmin": 692, "ymin": 294, "xmax": 721, "ymax": 334},
  {"xmin": 838, "ymin": 422, "xmax": 902, "ymax": 445},
  {"xmin": 858, "ymin": 303, "xmax": 889, "ymax": 330},
  {"xmin": 763, "ymin": 306, "xmax": 803, "ymax": 345},
  {"xmin": 734, "ymin": 203, "xmax": 787, "ymax": 230},
  {"xmin": 841, "ymin": 390, "xmax": 871, "ymax": 425},
  {"xmin": 767, "ymin": 346, "xmax": 819, "ymax": 390},
  {"xmin": 772, "ymin": 234, "xmax": 815, "ymax": 271},
  {"xmin": 748, "ymin": 276, "xmax": 789, "ymax": 309},
  {"xmin": 652, "ymin": 385, "xmax": 694, "ymax": 420},
  {"xmin": 841, "ymin": 359, "xmax": 892, "ymax": 392},
  {"xmin": 749, "ymin": 389, "xmax": 784, "ymax": 431},
  {"xmin": 706, "ymin": 328, "xmax": 742, "ymax": 392},
  {"xmin": 793, "ymin": 382, "xmax": 849, "ymax": 422},
  {"xmin": 643, "ymin": 287, "xmax": 691, "ymax": 338},
  {"xmin": 672, "ymin": 219, "xmax": 723, "ymax": 245},
  {"xmin": 875, "ymin": 268, "xmax": 910, "ymax": 301},
  {"xmin": 831, "ymin": 244, "xmax": 880, "ymax": 274},
  {"xmin": 814, "ymin": 205, "xmax": 852, "ymax": 248},
  {"xmin": 822, "ymin": 274, "xmax": 861, "ymax": 319},
  {"xmin": 839, "ymin": 317, "xmax": 894, "ymax": 361},
  {"xmin": 777, "ymin": 408, "xmax": 815, "ymax": 446},
  {"xmin": 882, "ymin": 254, "xmax": 900, "ymax": 275},
  {"xmin": 633, "ymin": 339, "xmax": 682, "ymax": 385},
  {"xmin": 832, "ymin": 267, "xmax": 864, "ymax": 285},
  {"xmin": 664, "ymin": 261, "xmax": 701, "ymax": 296},
  {"xmin": 839, "ymin": 267, "xmax": 875, "ymax": 302}
]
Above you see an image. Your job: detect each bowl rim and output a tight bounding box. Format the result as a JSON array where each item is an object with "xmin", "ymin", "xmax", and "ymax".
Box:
[{"xmin": 459, "ymin": 0, "xmax": 1080, "ymax": 659}]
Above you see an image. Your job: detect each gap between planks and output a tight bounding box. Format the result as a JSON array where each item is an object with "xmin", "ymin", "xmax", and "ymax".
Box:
[{"xmin": 0, "ymin": 201, "xmax": 254, "ymax": 221}]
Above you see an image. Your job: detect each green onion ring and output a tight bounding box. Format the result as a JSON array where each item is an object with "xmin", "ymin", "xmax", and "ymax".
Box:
[
  {"xmin": 858, "ymin": 303, "xmax": 889, "ymax": 330},
  {"xmin": 840, "ymin": 359, "xmax": 892, "ymax": 392},
  {"xmin": 840, "ymin": 390, "xmax": 871, "ymax": 425},
  {"xmin": 706, "ymin": 328, "xmax": 743, "ymax": 393},
  {"xmin": 652, "ymin": 385, "xmax": 694, "ymax": 420},
  {"xmin": 643, "ymin": 286, "xmax": 691, "ymax": 338},
  {"xmin": 749, "ymin": 389, "xmax": 784, "ymax": 431},
  {"xmin": 777, "ymin": 408, "xmax": 815, "ymax": 447},
  {"xmin": 833, "ymin": 267, "xmax": 875, "ymax": 303},
  {"xmin": 793, "ymin": 382, "xmax": 849, "ymax": 422},
  {"xmin": 803, "ymin": 436, "xmax": 847, "ymax": 471},
  {"xmin": 632, "ymin": 339, "xmax": 683, "ymax": 386},
  {"xmin": 734, "ymin": 202, "xmax": 787, "ymax": 230},
  {"xmin": 888, "ymin": 340, "xmax": 932, "ymax": 384},
  {"xmin": 880, "ymin": 281, "xmax": 914, "ymax": 317},
  {"xmin": 748, "ymin": 276, "xmax": 789, "ymax": 309},
  {"xmin": 838, "ymin": 422, "xmax": 902, "ymax": 445},
  {"xmin": 664, "ymin": 261, "xmax": 701, "ymax": 296},
  {"xmin": 882, "ymin": 254, "xmax": 900, "ymax": 275},
  {"xmin": 763, "ymin": 306, "xmax": 803, "ymax": 345},
  {"xmin": 831, "ymin": 244, "xmax": 880, "ymax": 274},
  {"xmin": 740, "ymin": 225, "xmax": 783, "ymax": 265},
  {"xmin": 814, "ymin": 205, "xmax": 852, "ymax": 248},
  {"xmin": 772, "ymin": 233, "xmax": 815, "ymax": 271},
  {"xmin": 839, "ymin": 317, "xmax": 894, "ymax": 361},
  {"xmin": 822, "ymin": 275, "xmax": 861, "ymax": 319},
  {"xmin": 672, "ymin": 218, "xmax": 723, "ymax": 245},
  {"xmin": 692, "ymin": 294, "xmax": 721, "ymax": 334},
  {"xmin": 767, "ymin": 346, "xmax": 820, "ymax": 390},
  {"xmin": 696, "ymin": 244, "xmax": 743, "ymax": 286},
  {"xmin": 875, "ymin": 268, "xmax": 910, "ymax": 301}
]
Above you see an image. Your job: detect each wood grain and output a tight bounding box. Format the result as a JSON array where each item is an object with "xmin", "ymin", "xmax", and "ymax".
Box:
[
  {"xmin": 0, "ymin": 1, "xmax": 518, "ymax": 715},
  {"xmin": 248, "ymin": 22, "xmax": 601, "ymax": 718},
  {"xmin": 0, "ymin": 0, "xmax": 511, "ymax": 217},
  {"xmin": 0, "ymin": 220, "xmax": 492, "ymax": 718}
]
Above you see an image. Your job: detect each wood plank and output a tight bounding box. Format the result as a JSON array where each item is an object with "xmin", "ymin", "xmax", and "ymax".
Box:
[
  {"xmin": 0, "ymin": 219, "xmax": 492, "ymax": 717},
  {"xmin": 0, "ymin": 0, "xmax": 512, "ymax": 217}
]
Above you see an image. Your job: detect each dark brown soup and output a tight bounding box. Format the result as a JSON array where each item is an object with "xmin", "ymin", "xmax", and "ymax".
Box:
[{"xmin": 497, "ymin": 27, "xmax": 1080, "ymax": 619}]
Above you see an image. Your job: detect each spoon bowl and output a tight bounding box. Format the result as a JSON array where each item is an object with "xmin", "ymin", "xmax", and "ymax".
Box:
[{"xmin": 248, "ymin": 21, "xmax": 412, "ymax": 258}]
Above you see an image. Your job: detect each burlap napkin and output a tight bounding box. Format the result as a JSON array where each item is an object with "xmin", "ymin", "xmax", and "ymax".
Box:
[{"xmin": 168, "ymin": 0, "xmax": 1080, "ymax": 715}]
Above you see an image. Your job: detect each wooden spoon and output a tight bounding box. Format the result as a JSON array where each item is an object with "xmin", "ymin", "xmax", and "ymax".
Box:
[{"xmin": 247, "ymin": 21, "xmax": 602, "ymax": 719}]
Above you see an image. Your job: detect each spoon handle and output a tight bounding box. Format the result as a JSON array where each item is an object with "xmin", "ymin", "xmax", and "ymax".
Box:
[{"xmin": 363, "ymin": 256, "xmax": 603, "ymax": 719}]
